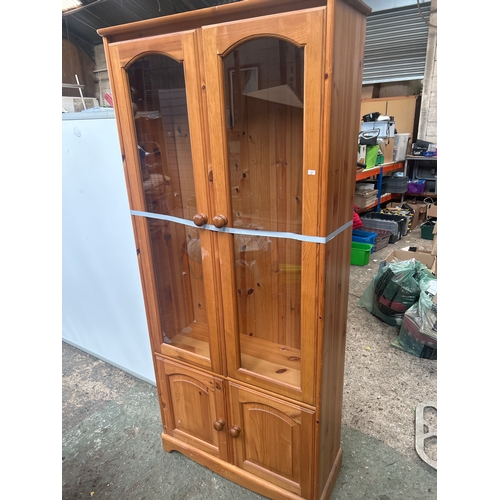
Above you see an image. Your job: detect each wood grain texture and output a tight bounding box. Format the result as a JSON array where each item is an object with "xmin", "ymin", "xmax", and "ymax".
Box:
[
  {"xmin": 162, "ymin": 431, "xmax": 309, "ymax": 500},
  {"xmin": 98, "ymin": 0, "xmax": 327, "ymax": 42},
  {"xmin": 156, "ymin": 357, "xmax": 229, "ymax": 461},
  {"xmin": 315, "ymin": 0, "xmax": 367, "ymax": 496},
  {"xmin": 229, "ymin": 384, "xmax": 315, "ymax": 498},
  {"xmin": 101, "ymin": 1, "xmax": 371, "ymax": 498},
  {"xmin": 202, "ymin": 7, "xmax": 325, "ymax": 406}
]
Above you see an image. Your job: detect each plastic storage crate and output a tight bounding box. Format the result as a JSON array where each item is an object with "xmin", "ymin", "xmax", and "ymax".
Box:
[
  {"xmin": 374, "ymin": 212, "xmax": 409, "ymax": 236},
  {"xmin": 366, "ymin": 227, "xmax": 392, "ymax": 252},
  {"xmin": 352, "ymin": 229, "xmax": 377, "ymax": 253},
  {"xmin": 425, "ymin": 179, "xmax": 437, "ymax": 193},
  {"xmin": 362, "ymin": 212, "xmax": 408, "ymax": 239},
  {"xmin": 407, "ymin": 179, "xmax": 426, "ymax": 194},
  {"xmin": 420, "ymin": 221, "xmax": 435, "ymax": 240},
  {"xmin": 350, "ymin": 242, "xmax": 373, "ymax": 266},
  {"xmin": 380, "ymin": 209, "xmax": 412, "ymax": 235},
  {"xmin": 414, "ymin": 163, "xmax": 437, "ymax": 180},
  {"xmin": 385, "ymin": 176, "xmax": 409, "ymax": 193},
  {"xmin": 360, "ymin": 216, "xmax": 400, "ymax": 243},
  {"xmin": 354, "ymin": 189, "xmax": 378, "ymax": 209}
]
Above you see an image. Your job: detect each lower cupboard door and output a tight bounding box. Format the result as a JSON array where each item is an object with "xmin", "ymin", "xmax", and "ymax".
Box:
[
  {"xmin": 156, "ymin": 357, "xmax": 229, "ymax": 461},
  {"xmin": 228, "ymin": 384, "xmax": 315, "ymax": 497}
]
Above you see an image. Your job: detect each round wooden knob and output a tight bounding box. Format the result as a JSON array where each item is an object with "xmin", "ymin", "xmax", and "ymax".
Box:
[
  {"xmin": 229, "ymin": 425, "xmax": 241, "ymax": 438},
  {"xmin": 193, "ymin": 213, "xmax": 208, "ymax": 226},
  {"xmin": 212, "ymin": 215, "xmax": 228, "ymax": 228},
  {"xmin": 213, "ymin": 419, "xmax": 225, "ymax": 431}
]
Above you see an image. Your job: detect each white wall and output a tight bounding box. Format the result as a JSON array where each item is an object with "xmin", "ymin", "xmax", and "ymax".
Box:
[{"xmin": 417, "ymin": 0, "xmax": 437, "ymax": 143}]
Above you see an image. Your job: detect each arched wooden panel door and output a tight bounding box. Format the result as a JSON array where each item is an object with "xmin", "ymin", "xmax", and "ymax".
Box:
[
  {"xmin": 157, "ymin": 357, "xmax": 229, "ymax": 461},
  {"xmin": 229, "ymin": 384, "xmax": 315, "ymax": 497},
  {"xmin": 202, "ymin": 8, "xmax": 326, "ymax": 405},
  {"xmin": 106, "ymin": 32, "xmax": 223, "ymax": 374}
]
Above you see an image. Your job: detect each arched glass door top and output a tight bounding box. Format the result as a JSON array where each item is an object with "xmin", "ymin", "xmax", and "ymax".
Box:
[
  {"xmin": 127, "ymin": 54, "xmax": 210, "ymax": 363},
  {"xmin": 224, "ymin": 38, "xmax": 304, "ymax": 233},
  {"xmin": 223, "ymin": 39, "xmax": 305, "ymax": 388},
  {"xmin": 128, "ymin": 55, "xmax": 197, "ymax": 220}
]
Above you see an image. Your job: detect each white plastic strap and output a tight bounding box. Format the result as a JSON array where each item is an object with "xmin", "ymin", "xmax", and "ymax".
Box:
[{"xmin": 130, "ymin": 210, "xmax": 352, "ymax": 244}]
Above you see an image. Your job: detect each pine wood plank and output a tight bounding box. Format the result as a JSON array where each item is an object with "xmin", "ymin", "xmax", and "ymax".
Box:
[
  {"xmin": 229, "ymin": 384, "xmax": 315, "ymax": 497},
  {"xmin": 102, "ymin": 2, "xmax": 372, "ymax": 498},
  {"xmin": 156, "ymin": 357, "xmax": 229, "ymax": 461}
]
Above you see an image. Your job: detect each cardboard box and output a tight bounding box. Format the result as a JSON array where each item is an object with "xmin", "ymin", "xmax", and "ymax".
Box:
[
  {"xmin": 384, "ymin": 249, "xmax": 436, "ymax": 275},
  {"xmin": 427, "ymin": 204, "xmax": 437, "ymax": 218},
  {"xmin": 406, "ymin": 201, "xmax": 428, "ymax": 228},
  {"xmin": 431, "ymin": 222, "xmax": 437, "ymax": 256}
]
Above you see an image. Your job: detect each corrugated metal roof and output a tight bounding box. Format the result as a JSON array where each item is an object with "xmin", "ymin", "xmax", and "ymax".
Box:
[
  {"xmin": 363, "ymin": 3, "xmax": 431, "ymax": 84},
  {"xmin": 62, "ymin": 0, "xmax": 240, "ymax": 56},
  {"xmin": 63, "ymin": 0, "xmax": 432, "ymax": 85},
  {"xmin": 62, "ymin": 0, "xmax": 83, "ymax": 13}
]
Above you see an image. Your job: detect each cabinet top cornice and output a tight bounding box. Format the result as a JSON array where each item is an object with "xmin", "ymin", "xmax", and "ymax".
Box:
[{"xmin": 98, "ymin": 0, "xmax": 370, "ymax": 43}]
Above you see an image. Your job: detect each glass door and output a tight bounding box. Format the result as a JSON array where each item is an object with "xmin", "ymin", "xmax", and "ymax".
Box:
[
  {"xmin": 107, "ymin": 32, "xmax": 222, "ymax": 373},
  {"xmin": 202, "ymin": 8, "xmax": 326, "ymax": 404}
]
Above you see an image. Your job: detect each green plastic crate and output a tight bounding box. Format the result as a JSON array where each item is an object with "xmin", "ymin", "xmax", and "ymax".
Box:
[
  {"xmin": 350, "ymin": 242, "xmax": 373, "ymax": 266},
  {"xmin": 420, "ymin": 221, "xmax": 435, "ymax": 240}
]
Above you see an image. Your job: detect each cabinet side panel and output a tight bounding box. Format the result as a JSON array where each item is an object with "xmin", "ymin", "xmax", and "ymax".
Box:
[
  {"xmin": 326, "ymin": 0, "xmax": 367, "ymax": 235},
  {"xmin": 316, "ymin": 231, "xmax": 351, "ymax": 496},
  {"xmin": 317, "ymin": 0, "xmax": 367, "ymax": 497}
]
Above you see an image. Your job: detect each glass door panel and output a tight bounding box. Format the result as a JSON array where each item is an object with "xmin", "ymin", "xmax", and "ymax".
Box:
[
  {"xmin": 127, "ymin": 54, "xmax": 210, "ymax": 363},
  {"xmin": 233, "ymin": 234, "xmax": 302, "ymax": 388},
  {"xmin": 223, "ymin": 39, "xmax": 304, "ymax": 388}
]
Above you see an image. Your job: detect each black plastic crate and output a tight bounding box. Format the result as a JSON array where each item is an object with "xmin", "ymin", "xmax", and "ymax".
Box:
[
  {"xmin": 385, "ymin": 176, "xmax": 409, "ymax": 194},
  {"xmin": 367, "ymin": 227, "xmax": 392, "ymax": 252},
  {"xmin": 362, "ymin": 212, "xmax": 408, "ymax": 240},
  {"xmin": 414, "ymin": 163, "xmax": 437, "ymax": 180},
  {"xmin": 360, "ymin": 216, "xmax": 400, "ymax": 244}
]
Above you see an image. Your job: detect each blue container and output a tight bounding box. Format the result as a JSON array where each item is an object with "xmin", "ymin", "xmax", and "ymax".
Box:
[{"xmin": 352, "ymin": 229, "xmax": 377, "ymax": 253}]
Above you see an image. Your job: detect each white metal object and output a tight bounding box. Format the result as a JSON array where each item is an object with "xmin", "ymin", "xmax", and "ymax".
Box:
[
  {"xmin": 415, "ymin": 401, "xmax": 437, "ymax": 470},
  {"xmin": 62, "ymin": 96, "xmax": 99, "ymax": 112},
  {"xmin": 62, "ymin": 110, "xmax": 153, "ymax": 384},
  {"xmin": 75, "ymin": 75, "xmax": 87, "ymax": 109},
  {"xmin": 360, "ymin": 119, "xmax": 395, "ymax": 138}
]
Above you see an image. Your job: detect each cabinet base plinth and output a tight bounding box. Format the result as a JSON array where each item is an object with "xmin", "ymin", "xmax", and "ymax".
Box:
[
  {"xmin": 318, "ymin": 447, "xmax": 343, "ymax": 500},
  {"xmin": 161, "ymin": 432, "xmax": 331, "ymax": 500}
]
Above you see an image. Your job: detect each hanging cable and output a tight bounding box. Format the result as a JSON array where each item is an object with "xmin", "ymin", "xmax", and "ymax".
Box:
[{"xmin": 417, "ymin": 0, "xmax": 437, "ymax": 28}]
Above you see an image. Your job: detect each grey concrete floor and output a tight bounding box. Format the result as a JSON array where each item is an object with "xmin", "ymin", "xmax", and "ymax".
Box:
[{"xmin": 62, "ymin": 223, "xmax": 437, "ymax": 500}]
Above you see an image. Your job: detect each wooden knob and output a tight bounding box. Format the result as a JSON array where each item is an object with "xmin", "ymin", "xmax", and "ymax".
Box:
[
  {"xmin": 193, "ymin": 213, "xmax": 208, "ymax": 226},
  {"xmin": 229, "ymin": 425, "xmax": 241, "ymax": 438},
  {"xmin": 212, "ymin": 215, "xmax": 228, "ymax": 228},
  {"xmin": 213, "ymin": 419, "xmax": 225, "ymax": 431}
]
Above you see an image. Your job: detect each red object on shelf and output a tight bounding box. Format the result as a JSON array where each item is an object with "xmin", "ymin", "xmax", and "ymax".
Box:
[
  {"xmin": 104, "ymin": 92, "xmax": 114, "ymax": 107},
  {"xmin": 353, "ymin": 207, "xmax": 363, "ymax": 229}
]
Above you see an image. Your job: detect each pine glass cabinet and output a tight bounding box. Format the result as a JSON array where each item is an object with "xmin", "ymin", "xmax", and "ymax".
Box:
[{"xmin": 99, "ymin": 1, "xmax": 370, "ymax": 498}]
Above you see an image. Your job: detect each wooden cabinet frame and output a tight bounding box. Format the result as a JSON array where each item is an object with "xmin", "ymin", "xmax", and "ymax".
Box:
[{"xmin": 99, "ymin": 1, "xmax": 370, "ymax": 499}]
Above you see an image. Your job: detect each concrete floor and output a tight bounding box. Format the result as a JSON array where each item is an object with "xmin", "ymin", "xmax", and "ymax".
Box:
[{"xmin": 62, "ymin": 224, "xmax": 437, "ymax": 500}]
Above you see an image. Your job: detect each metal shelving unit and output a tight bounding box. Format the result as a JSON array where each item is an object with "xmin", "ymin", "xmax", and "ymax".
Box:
[{"xmin": 355, "ymin": 160, "xmax": 405, "ymax": 213}]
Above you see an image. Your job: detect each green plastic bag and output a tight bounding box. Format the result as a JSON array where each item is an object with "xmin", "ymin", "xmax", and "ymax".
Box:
[
  {"xmin": 359, "ymin": 258, "xmax": 435, "ymax": 327},
  {"xmin": 393, "ymin": 286, "xmax": 437, "ymax": 359}
]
